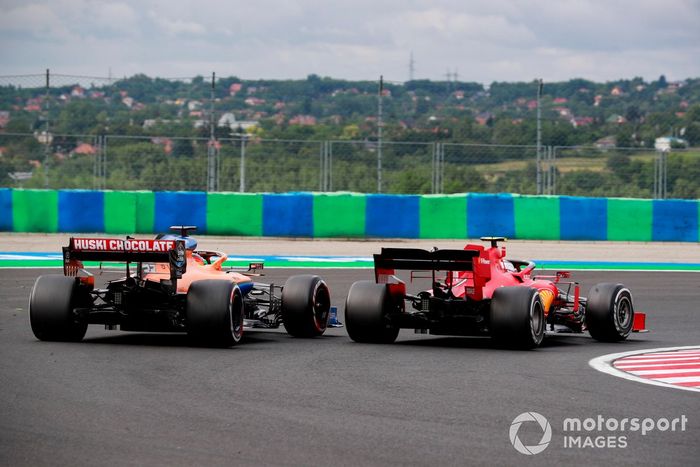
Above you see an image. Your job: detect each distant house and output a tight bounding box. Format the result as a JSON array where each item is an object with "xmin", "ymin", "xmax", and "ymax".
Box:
[
  {"xmin": 71, "ymin": 86, "xmax": 85, "ymax": 98},
  {"xmin": 289, "ymin": 115, "xmax": 316, "ymax": 126},
  {"xmin": 610, "ymin": 86, "xmax": 624, "ymax": 96},
  {"xmin": 655, "ymin": 137, "xmax": 688, "ymax": 151},
  {"xmin": 25, "ymin": 97, "xmax": 43, "ymax": 112},
  {"xmin": 72, "ymin": 143, "xmax": 96, "ymax": 156},
  {"xmin": 244, "ymin": 97, "xmax": 266, "ymax": 106},
  {"xmin": 0, "ymin": 111, "xmax": 10, "ymax": 128},
  {"xmin": 570, "ymin": 117, "xmax": 594, "ymax": 128},
  {"xmin": 151, "ymin": 137, "xmax": 173, "ymax": 155},
  {"xmin": 606, "ymin": 114, "xmax": 626, "ymax": 124},
  {"xmin": 217, "ymin": 112, "xmax": 258, "ymax": 131},
  {"xmin": 475, "ymin": 112, "xmax": 493, "ymax": 126},
  {"xmin": 553, "ymin": 107, "xmax": 571, "ymax": 117},
  {"xmin": 595, "ymin": 136, "xmax": 617, "ymax": 149},
  {"xmin": 553, "ymin": 97, "xmax": 568, "ymax": 104},
  {"xmin": 229, "ymin": 83, "xmax": 243, "ymax": 96},
  {"xmin": 594, "ymin": 95, "xmax": 603, "ymax": 107}
]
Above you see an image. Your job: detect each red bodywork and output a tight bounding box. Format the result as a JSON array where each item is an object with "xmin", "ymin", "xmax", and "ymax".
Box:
[{"xmin": 374, "ymin": 239, "xmax": 646, "ymax": 333}]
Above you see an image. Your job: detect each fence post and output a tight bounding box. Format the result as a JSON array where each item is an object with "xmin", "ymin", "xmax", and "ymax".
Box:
[
  {"xmin": 654, "ymin": 149, "xmax": 668, "ymax": 199},
  {"xmin": 319, "ymin": 141, "xmax": 326, "ymax": 192},
  {"xmin": 239, "ymin": 136, "xmax": 246, "ymax": 193},
  {"xmin": 431, "ymin": 143, "xmax": 437, "ymax": 194},
  {"xmin": 377, "ymin": 76, "xmax": 383, "ymax": 193},
  {"xmin": 206, "ymin": 72, "xmax": 219, "ymax": 192},
  {"xmin": 328, "ymin": 140, "xmax": 333, "ymax": 191},
  {"xmin": 43, "ymin": 68, "xmax": 50, "ymax": 188}
]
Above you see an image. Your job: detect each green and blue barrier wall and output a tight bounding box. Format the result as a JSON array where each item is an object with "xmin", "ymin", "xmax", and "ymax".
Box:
[{"xmin": 0, "ymin": 188, "xmax": 698, "ymax": 242}]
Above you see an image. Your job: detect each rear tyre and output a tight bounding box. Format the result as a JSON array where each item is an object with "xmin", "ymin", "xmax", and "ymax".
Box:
[
  {"xmin": 490, "ymin": 287, "xmax": 545, "ymax": 349},
  {"xmin": 187, "ymin": 280, "xmax": 243, "ymax": 347},
  {"xmin": 29, "ymin": 275, "xmax": 87, "ymax": 342},
  {"xmin": 281, "ymin": 275, "xmax": 331, "ymax": 337},
  {"xmin": 345, "ymin": 281, "xmax": 399, "ymax": 344},
  {"xmin": 586, "ymin": 283, "xmax": 634, "ymax": 342}
]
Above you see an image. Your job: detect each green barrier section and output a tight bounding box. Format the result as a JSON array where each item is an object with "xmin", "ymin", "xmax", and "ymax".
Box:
[
  {"xmin": 514, "ymin": 195, "xmax": 560, "ymax": 240},
  {"xmin": 206, "ymin": 192, "xmax": 263, "ymax": 236},
  {"xmin": 419, "ymin": 194, "xmax": 467, "ymax": 239},
  {"xmin": 607, "ymin": 198, "xmax": 653, "ymax": 241},
  {"xmin": 313, "ymin": 193, "xmax": 366, "ymax": 237},
  {"xmin": 12, "ymin": 190, "xmax": 58, "ymax": 232},
  {"xmin": 104, "ymin": 191, "xmax": 137, "ymax": 233},
  {"xmin": 134, "ymin": 191, "xmax": 155, "ymax": 233}
]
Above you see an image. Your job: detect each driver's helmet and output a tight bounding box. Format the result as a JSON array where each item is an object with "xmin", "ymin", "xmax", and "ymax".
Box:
[{"xmin": 156, "ymin": 233, "xmax": 198, "ymax": 250}]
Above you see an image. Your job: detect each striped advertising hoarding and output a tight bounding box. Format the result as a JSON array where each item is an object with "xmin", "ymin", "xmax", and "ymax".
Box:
[{"xmin": 0, "ymin": 189, "xmax": 698, "ymax": 242}]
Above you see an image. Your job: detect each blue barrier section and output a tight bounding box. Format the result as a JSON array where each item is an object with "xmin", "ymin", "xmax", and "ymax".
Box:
[
  {"xmin": 262, "ymin": 193, "xmax": 314, "ymax": 237},
  {"xmin": 467, "ymin": 193, "xmax": 515, "ymax": 238},
  {"xmin": 652, "ymin": 200, "xmax": 699, "ymax": 242},
  {"xmin": 154, "ymin": 192, "xmax": 207, "ymax": 234},
  {"xmin": 0, "ymin": 188, "xmax": 11, "ymax": 231},
  {"xmin": 365, "ymin": 195, "xmax": 420, "ymax": 238},
  {"xmin": 560, "ymin": 196, "xmax": 607, "ymax": 240},
  {"xmin": 57, "ymin": 190, "xmax": 105, "ymax": 233}
]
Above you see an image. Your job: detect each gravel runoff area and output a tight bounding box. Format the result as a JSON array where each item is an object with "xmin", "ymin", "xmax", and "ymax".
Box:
[{"xmin": 0, "ymin": 232, "xmax": 698, "ymax": 263}]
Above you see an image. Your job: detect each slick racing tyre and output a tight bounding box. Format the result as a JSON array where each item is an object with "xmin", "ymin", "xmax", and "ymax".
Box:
[
  {"xmin": 345, "ymin": 281, "xmax": 400, "ymax": 344},
  {"xmin": 586, "ymin": 283, "xmax": 634, "ymax": 342},
  {"xmin": 281, "ymin": 275, "xmax": 331, "ymax": 337},
  {"xmin": 490, "ymin": 287, "xmax": 545, "ymax": 349},
  {"xmin": 187, "ymin": 280, "xmax": 244, "ymax": 347},
  {"xmin": 29, "ymin": 275, "xmax": 88, "ymax": 342}
]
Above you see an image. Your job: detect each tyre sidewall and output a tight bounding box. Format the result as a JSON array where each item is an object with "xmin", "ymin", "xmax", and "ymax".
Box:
[
  {"xmin": 281, "ymin": 275, "xmax": 330, "ymax": 338},
  {"xmin": 586, "ymin": 283, "xmax": 634, "ymax": 342},
  {"xmin": 29, "ymin": 275, "xmax": 87, "ymax": 342},
  {"xmin": 490, "ymin": 287, "xmax": 544, "ymax": 349}
]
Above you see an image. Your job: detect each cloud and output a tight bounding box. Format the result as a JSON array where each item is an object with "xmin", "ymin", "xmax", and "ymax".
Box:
[{"xmin": 0, "ymin": 0, "xmax": 699, "ymax": 82}]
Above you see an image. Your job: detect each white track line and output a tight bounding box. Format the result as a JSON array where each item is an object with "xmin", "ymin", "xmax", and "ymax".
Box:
[{"xmin": 589, "ymin": 346, "xmax": 700, "ymax": 393}]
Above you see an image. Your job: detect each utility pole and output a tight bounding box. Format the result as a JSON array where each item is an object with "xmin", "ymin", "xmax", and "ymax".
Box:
[
  {"xmin": 207, "ymin": 72, "xmax": 218, "ymax": 192},
  {"xmin": 377, "ymin": 75, "xmax": 383, "ymax": 193},
  {"xmin": 44, "ymin": 69, "xmax": 50, "ymax": 188},
  {"xmin": 536, "ymin": 79, "xmax": 543, "ymax": 195},
  {"xmin": 409, "ymin": 52, "xmax": 415, "ymax": 81}
]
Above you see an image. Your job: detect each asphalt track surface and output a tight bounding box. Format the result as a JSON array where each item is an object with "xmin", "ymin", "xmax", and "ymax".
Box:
[{"xmin": 1, "ymin": 268, "xmax": 699, "ymax": 466}]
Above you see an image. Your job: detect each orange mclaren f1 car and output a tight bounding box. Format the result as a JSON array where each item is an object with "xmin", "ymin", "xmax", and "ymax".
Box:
[{"xmin": 29, "ymin": 226, "xmax": 332, "ymax": 347}]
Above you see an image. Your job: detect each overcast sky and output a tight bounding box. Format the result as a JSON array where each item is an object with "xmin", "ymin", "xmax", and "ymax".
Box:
[{"xmin": 1, "ymin": 0, "xmax": 699, "ymax": 84}]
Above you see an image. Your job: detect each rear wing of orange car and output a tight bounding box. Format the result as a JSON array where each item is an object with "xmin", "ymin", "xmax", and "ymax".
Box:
[{"xmin": 63, "ymin": 237, "xmax": 187, "ymax": 287}]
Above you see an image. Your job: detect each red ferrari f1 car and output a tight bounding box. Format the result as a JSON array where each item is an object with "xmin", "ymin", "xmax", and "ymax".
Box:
[
  {"xmin": 345, "ymin": 237, "xmax": 646, "ymax": 349},
  {"xmin": 29, "ymin": 226, "xmax": 331, "ymax": 347}
]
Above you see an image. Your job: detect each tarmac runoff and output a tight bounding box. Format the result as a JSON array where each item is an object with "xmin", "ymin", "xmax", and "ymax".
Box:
[{"xmin": 1, "ymin": 234, "xmax": 699, "ymax": 271}]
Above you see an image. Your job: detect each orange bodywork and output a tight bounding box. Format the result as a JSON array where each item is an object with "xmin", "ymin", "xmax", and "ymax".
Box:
[{"xmin": 144, "ymin": 250, "xmax": 252, "ymax": 294}]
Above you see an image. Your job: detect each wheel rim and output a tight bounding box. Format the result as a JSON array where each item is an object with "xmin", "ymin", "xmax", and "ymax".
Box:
[
  {"xmin": 230, "ymin": 290, "xmax": 243, "ymax": 342},
  {"xmin": 311, "ymin": 282, "xmax": 331, "ymax": 332},
  {"xmin": 530, "ymin": 297, "xmax": 544, "ymax": 344},
  {"xmin": 614, "ymin": 294, "xmax": 633, "ymax": 334}
]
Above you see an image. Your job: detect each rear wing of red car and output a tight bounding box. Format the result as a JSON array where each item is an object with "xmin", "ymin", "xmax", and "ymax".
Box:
[
  {"xmin": 63, "ymin": 237, "xmax": 187, "ymax": 285},
  {"xmin": 374, "ymin": 248, "xmax": 481, "ymax": 272},
  {"xmin": 374, "ymin": 247, "xmax": 491, "ymax": 300}
]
